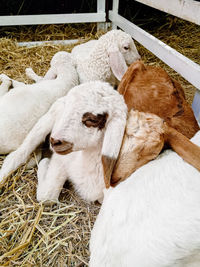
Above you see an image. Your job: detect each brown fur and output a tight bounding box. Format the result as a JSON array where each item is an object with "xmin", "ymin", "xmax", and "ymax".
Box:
[
  {"xmin": 111, "ymin": 110, "xmax": 200, "ymax": 187},
  {"xmin": 102, "ymin": 155, "xmax": 117, "ymax": 189},
  {"xmin": 118, "ymin": 61, "xmax": 199, "ymax": 139},
  {"xmin": 82, "ymin": 112, "xmax": 108, "ymax": 130}
]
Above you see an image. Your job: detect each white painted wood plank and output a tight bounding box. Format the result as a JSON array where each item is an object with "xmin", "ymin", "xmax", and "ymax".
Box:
[
  {"xmin": 97, "ymin": 0, "xmax": 107, "ymax": 31},
  {"xmin": 0, "ymin": 13, "xmax": 106, "ymax": 26},
  {"xmin": 112, "ymin": 0, "xmax": 119, "ymax": 29},
  {"xmin": 18, "ymin": 39, "xmax": 79, "ymax": 47},
  {"xmin": 192, "ymin": 90, "xmax": 200, "ymax": 123},
  {"xmin": 134, "ymin": 0, "xmax": 200, "ymax": 25},
  {"xmin": 109, "ymin": 11, "xmax": 200, "ymax": 90}
]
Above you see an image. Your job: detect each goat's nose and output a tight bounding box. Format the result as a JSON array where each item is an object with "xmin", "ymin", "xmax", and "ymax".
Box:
[
  {"xmin": 50, "ymin": 137, "xmax": 73, "ymax": 155},
  {"xmin": 50, "ymin": 137, "xmax": 62, "ymax": 147}
]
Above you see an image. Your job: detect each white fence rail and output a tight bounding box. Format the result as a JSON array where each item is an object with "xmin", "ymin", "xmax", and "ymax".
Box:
[
  {"xmin": 134, "ymin": 0, "xmax": 200, "ymax": 26},
  {"xmin": 0, "ymin": 0, "xmax": 106, "ymax": 26}
]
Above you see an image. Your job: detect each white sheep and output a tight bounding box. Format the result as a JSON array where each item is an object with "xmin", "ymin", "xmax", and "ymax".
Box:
[
  {"xmin": 0, "ymin": 51, "xmax": 78, "ymax": 154},
  {"xmin": 71, "ymin": 29, "xmax": 140, "ymax": 86},
  {"xmin": 27, "ymin": 30, "xmax": 140, "ymax": 86},
  {"xmin": 89, "ymin": 130, "xmax": 200, "ymax": 267}
]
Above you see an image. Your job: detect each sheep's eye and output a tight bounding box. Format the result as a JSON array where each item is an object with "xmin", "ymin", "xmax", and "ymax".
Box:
[{"xmin": 124, "ymin": 46, "xmax": 129, "ymax": 50}]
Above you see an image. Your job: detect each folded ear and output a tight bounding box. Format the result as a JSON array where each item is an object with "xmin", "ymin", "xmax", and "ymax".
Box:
[
  {"xmin": 163, "ymin": 122, "xmax": 200, "ymax": 171},
  {"xmin": 101, "ymin": 115, "xmax": 126, "ymax": 188},
  {"xmin": 108, "ymin": 48, "xmax": 128, "ymax": 81},
  {"xmin": 117, "ymin": 60, "xmax": 145, "ymax": 96}
]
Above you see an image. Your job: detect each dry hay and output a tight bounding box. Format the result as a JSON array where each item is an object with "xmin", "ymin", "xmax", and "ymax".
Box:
[{"xmin": 0, "ymin": 20, "xmax": 200, "ymax": 266}]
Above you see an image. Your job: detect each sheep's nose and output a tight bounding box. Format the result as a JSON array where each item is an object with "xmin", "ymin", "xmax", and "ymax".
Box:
[{"xmin": 50, "ymin": 137, "xmax": 73, "ymax": 155}]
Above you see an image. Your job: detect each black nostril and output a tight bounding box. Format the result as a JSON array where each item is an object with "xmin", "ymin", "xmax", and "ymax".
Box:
[{"xmin": 50, "ymin": 137, "xmax": 62, "ymax": 146}]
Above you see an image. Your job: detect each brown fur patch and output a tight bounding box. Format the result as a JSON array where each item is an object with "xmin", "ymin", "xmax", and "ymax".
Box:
[
  {"xmin": 118, "ymin": 61, "xmax": 199, "ymax": 139},
  {"xmin": 101, "ymin": 155, "xmax": 117, "ymax": 188},
  {"xmin": 82, "ymin": 112, "xmax": 108, "ymax": 130}
]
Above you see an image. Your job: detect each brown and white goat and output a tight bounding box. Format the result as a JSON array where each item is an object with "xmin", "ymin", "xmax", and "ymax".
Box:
[
  {"xmin": 117, "ymin": 60, "xmax": 199, "ymax": 139},
  {"xmin": 111, "ymin": 110, "xmax": 200, "ymax": 186}
]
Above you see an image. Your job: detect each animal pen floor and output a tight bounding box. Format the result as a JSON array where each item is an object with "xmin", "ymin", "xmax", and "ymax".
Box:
[{"xmin": 0, "ymin": 19, "xmax": 200, "ymax": 266}]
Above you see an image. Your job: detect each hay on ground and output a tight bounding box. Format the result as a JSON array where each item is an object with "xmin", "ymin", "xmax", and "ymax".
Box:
[{"xmin": 0, "ymin": 19, "xmax": 199, "ymax": 266}]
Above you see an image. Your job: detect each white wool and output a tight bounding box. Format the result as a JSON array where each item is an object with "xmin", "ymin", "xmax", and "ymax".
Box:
[
  {"xmin": 71, "ymin": 30, "xmax": 140, "ymax": 86},
  {"xmin": 89, "ymin": 131, "xmax": 200, "ymax": 267},
  {"xmin": 0, "ymin": 52, "xmax": 78, "ymax": 154}
]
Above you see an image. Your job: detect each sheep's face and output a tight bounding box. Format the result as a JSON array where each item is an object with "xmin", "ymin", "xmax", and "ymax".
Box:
[
  {"xmin": 50, "ymin": 81, "xmax": 127, "ymax": 155},
  {"xmin": 118, "ymin": 35, "xmax": 141, "ymax": 65}
]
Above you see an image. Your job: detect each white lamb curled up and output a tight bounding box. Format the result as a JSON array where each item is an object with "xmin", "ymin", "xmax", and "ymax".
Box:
[
  {"xmin": 89, "ymin": 130, "xmax": 200, "ymax": 267},
  {"xmin": 0, "ymin": 51, "xmax": 78, "ymax": 154},
  {"xmin": 71, "ymin": 29, "xmax": 140, "ymax": 86},
  {"xmin": 0, "ymin": 81, "xmax": 127, "ymax": 200}
]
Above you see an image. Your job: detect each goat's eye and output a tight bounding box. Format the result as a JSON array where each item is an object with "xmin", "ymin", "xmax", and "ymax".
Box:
[
  {"xmin": 82, "ymin": 112, "xmax": 108, "ymax": 130},
  {"xmin": 124, "ymin": 45, "xmax": 129, "ymax": 50}
]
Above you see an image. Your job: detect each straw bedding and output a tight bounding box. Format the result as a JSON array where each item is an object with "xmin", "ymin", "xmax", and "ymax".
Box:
[{"xmin": 0, "ymin": 20, "xmax": 199, "ymax": 266}]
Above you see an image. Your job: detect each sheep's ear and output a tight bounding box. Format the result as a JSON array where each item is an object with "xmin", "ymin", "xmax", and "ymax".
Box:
[
  {"xmin": 101, "ymin": 115, "xmax": 126, "ymax": 188},
  {"xmin": 117, "ymin": 60, "xmax": 145, "ymax": 95},
  {"xmin": 108, "ymin": 49, "xmax": 128, "ymax": 81}
]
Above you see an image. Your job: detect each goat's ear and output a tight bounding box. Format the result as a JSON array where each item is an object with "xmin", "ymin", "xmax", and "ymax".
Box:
[
  {"xmin": 82, "ymin": 112, "xmax": 108, "ymax": 130},
  {"xmin": 117, "ymin": 60, "xmax": 145, "ymax": 95},
  {"xmin": 101, "ymin": 115, "xmax": 126, "ymax": 188},
  {"xmin": 163, "ymin": 122, "xmax": 200, "ymax": 171},
  {"xmin": 108, "ymin": 47, "xmax": 128, "ymax": 81}
]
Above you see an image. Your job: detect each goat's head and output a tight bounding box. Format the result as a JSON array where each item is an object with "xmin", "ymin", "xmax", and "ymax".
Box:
[
  {"xmin": 50, "ymin": 81, "xmax": 127, "ymax": 188},
  {"xmin": 100, "ymin": 30, "xmax": 141, "ymax": 81},
  {"xmin": 111, "ymin": 110, "xmax": 165, "ymax": 186}
]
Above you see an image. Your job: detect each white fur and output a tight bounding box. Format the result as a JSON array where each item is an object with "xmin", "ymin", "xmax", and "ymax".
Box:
[
  {"xmin": 0, "ymin": 81, "xmax": 127, "ymax": 202},
  {"xmin": 89, "ymin": 131, "xmax": 200, "ymax": 267},
  {"xmin": 71, "ymin": 30, "xmax": 140, "ymax": 86},
  {"xmin": 0, "ymin": 52, "xmax": 78, "ymax": 154}
]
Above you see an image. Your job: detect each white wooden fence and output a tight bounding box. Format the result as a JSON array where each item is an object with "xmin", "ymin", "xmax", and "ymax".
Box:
[{"xmin": 0, "ymin": 0, "xmax": 200, "ymax": 121}]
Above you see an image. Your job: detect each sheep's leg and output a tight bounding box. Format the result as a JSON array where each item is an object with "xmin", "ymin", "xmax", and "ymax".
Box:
[
  {"xmin": 25, "ymin": 68, "xmax": 43, "ymax": 82},
  {"xmin": 36, "ymin": 153, "xmax": 67, "ymax": 203},
  {"xmin": 0, "ymin": 98, "xmax": 65, "ymax": 183},
  {"xmin": 0, "ymin": 75, "xmax": 11, "ymax": 97},
  {"xmin": 0, "ymin": 74, "xmax": 25, "ymax": 89},
  {"xmin": 11, "ymin": 80, "xmax": 25, "ymax": 88}
]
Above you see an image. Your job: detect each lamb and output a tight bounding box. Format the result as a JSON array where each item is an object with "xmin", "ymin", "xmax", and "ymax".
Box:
[
  {"xmin": 0, "ymin": 51, "xmax": 78, "ymax": 154},
  {"xmin": 89, "ymin": 130, "xmax": 200, "ymax": 267},
  {"xmin": 118, "ymin": 60, "xmax": 199, "ymax": 139},
  {"xmin": 1, "ymin": 81, "xmax": 200, "ymax": 204},
  {"xmin": 71, "ymin": 29, "xmax": 141, "ymax": 86},
  {"xmin": 26, "ymin": 30, "xmax": 140, "ymax": 87}
]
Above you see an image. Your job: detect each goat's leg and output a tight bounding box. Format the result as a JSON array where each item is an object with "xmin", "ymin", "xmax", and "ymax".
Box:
[
  {"xmin": 25, "ymin": 146, "xmax": 42, "ymax": 169},
  {"xmin": 0, "ymin": 75, "xmax": 11, "ymax": 97},
  {"xmin": 36, "ymin": 153, "xmax": 67, "ymax": 203},
  {"xmin": 0, "ymin": 98, "xmax": 65, "ymax": 183}
]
